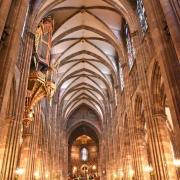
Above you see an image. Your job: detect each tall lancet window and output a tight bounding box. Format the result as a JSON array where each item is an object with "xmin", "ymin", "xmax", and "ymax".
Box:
[
  {"xmin": 81, "ymin": 147, "xmax": 88, "ymax": 161},
  {"xmin": 119, "ymin": 63, "xmax": 125, "ymax": 90},
  {"xmin": 137, "ymin": 0, "xmax": 148, "ymax": 34},
  {"xmin": 125, "ymin": 24, "xmax": 135, "ymax": 69}
]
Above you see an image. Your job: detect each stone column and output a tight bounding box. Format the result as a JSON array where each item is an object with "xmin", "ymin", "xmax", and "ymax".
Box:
[
  {"xmin": 61, "ymin": 134, "xmax": 68, "ymax": 180},
  {"xmin": 0, "ymin": 12, "xmax": 30, "ymax": 180},
  {"xmin": 0, "ymin": 0, "xmax": 29, "ymax": 119},
  {"xmin": 17, "ymin": 125, "xmax": 32, "ymax": 180},
  {"xmin": 134, "ymin": 125, "xmax": 151, "ymax": 180},
  {"xmin": 0, "ymin": 116, "xmax": 16, "ymax": 178},
  {"xmin": 100, "ymin": 139, "xmax": 107, "ymax": 180},
  {"xmin": 0, "ymin": 30, "xmax": 34, "ymax": 179},
  {"xmin": 151, "ymin": 113, "xmax": 177, "ymax": 179},
  {"xmin": 0, "ymin": 0, "xmax": 12, "ymax": 39},
  {"xmin": 144, "ymin": 0, "xmax": 180, "ymax": 155},
  {"xmin": 130, "ymin": 7, "xmax": 179, "ymax": 177},
  {"xmin": 158, "ymin": 0, "xmax": 180, "ymax": 63}
]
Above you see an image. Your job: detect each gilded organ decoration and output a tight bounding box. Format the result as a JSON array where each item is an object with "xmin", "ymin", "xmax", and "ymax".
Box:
[
  {"xmin": 23, "ymin": 70, "xmax": 56, "ymax": 127},
  {"xmin": 35, "ymin": 16, "xmax": 54, "ymax": 68},
  {"xmin": 23, "ymin": 17, "xmax": 55, "ymax": 127}
]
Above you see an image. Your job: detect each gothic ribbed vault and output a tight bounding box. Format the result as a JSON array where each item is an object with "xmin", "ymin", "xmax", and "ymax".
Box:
[{"xmin": 32, "ymin": 0, "xmax": 138, "ymax": 126}]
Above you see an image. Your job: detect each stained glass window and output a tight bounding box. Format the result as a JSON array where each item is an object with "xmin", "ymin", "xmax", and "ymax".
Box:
[
  {"xmin": 125, "ymin": 24, "xmax": 135, "ymax": 69},
  {"xmin": 21, "ymin": 5, "xmax": 29, "ymax": 37},
  {"xmin": 81, "ymin": 147, "xmax": 88, "ymax": 161},
  {"xmin": 119, "ymin": 64, "xmax": 125, "ymax": 90},
  {"xmin": 137, "ymin": 0, "xmax": 148, "ymax": 34}
]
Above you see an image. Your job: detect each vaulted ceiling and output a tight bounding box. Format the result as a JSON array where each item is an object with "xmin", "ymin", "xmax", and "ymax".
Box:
[{"xmin": 33, "ymin": 0, "xmax": 138, "ymax": 126}]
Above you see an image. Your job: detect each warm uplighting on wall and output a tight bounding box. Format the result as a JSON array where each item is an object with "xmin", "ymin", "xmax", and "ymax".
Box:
[
  {"xmin": 174, "ymin": 159, "xmax": 180, "ymax": 167},
  {"xmin": 73, "ymin": 166, "xmax": 77, "ymax": 174},
  {"xmin": 45, "ymin": 172, "xmax": 49, "ymax": 178},
  {"xmin": 113, "ymin": 172, "xmax": 117, "ymax": 179},
  {"xmin": 34, "ymin": 171, "xmax": 40, "ymax": 179},
  {"xmin": 144, "ymin": 165, "xmax": 153, "ymax": 173},
  {"xmin": 128, "ymin": 169, "xmax": 134, "ymax": 177},
  {"xmin": 15, "ymin": 167, "xmax": 25, "ymax": 176},
  {"xmin": 102, "ymin": 170, "xmax": 106, "ymax": 175},
  {"xmin": 118, "ymin": 169, "xmax": 124, "ymax": 177},
  {"xmin": 28, "ymin": 110, "xmax": 33, "ymax": 118}
]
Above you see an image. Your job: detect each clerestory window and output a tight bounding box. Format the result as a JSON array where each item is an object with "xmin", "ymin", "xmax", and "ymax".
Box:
[
  {"xmin": 125, "ymin": 24, "xmax": 136, "ymax": 69},
  {"xmin": 137, "ymin": 0, "xmax": 148, "ymax": 34}
]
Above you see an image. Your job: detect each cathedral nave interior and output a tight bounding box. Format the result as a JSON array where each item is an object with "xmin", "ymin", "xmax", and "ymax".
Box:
[{"xmin": 0, "ymin": 0, "xmax": 180, "ymax": 179}]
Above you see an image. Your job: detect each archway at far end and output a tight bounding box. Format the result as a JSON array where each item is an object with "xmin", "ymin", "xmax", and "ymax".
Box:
[
  {"xmin": 68, "ymin": 125, "xmax": 100, "ymax": 180},
  {"xmin": 66, "ymin": 105, "xmax": 101, "ymax": 180}
]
